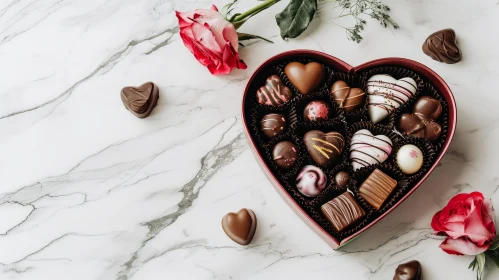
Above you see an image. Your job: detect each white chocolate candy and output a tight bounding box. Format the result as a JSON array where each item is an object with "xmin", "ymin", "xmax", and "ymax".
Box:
[
  {"xmin": 396, "ymin": 144, "xmax": 423, "ymax": 174},
  {"xmin": 367, "ymin": 74, "xmax": 417, "ymax": 124},
  {"xmin": 296, "ymin": 165, "xmax": 326, "ymax": 197},
  {"xmin": 350, "ymin": 129, "xmax": 393, "ymax": 171}
]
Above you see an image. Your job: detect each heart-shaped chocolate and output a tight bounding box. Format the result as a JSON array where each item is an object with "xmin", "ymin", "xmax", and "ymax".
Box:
[
  {"xmin": 222, "ymin": 208, "xmax": 257, "ymax": 245},
  {"xmin": 121, "ymin": 82, "xmax": 159, "ymax": 118},
  {"xmin": 257, "ymin": 75, "xmax": 293, "ymax": 106},
  {"xmin": 398, "ymin": 96, "xmax": 442, "ymax": 141},
  {"xmin": 367, "ymin": 74, "xmax": 417, "ymax": 123},
  {"xmin": 331, "ymin": 80, "xmax": 365, "ymax": 112},
  {"xmin": 242, "ymin": 51, "xmax": 456, "ymax": 249},
  {"xmin": 350, "ymin": 129, "xmax": 393, "ymax": 171},
  {"xmin": 284, "ymin": 62, "xmax": 325, "ymax": 95},
  {"xmin": 304, "ymin": 130, "xmax": 345, "ymax": 166}
]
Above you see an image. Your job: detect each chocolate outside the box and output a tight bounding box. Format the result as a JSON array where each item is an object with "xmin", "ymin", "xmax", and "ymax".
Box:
[
  {"xmin": 321, "ymin": 192, "xmax": 366, "ymax": 232},
  {"xmin": 222, "ymin": 209, "xmax": 257, "ymax": 245},
  {"xmin": 121, "ymin": 82, "xmax": 159, "ymax": 118},
  {"xmin": 359, "ymin": 169, "xmax": 398, "ymax": 210},
  {"xmin": 393, "ymin": 260, "xmax": 422, "ymax": 280},
  {"xmin": 423, "ymin": 28, "xmax": 462, "ymax": 64},
  {"xmin": 357, "ymin": 66, "xmax": 424, "ymax": 129},
  {"xmin": 243, "ymin": 53, "xmax": 452, "ymax": 245}
]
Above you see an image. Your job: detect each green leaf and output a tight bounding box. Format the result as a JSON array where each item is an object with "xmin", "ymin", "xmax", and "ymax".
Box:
[
  {"xmin": 476, "ymin": 253, "xmax": 486, "ymax": 280},
  {"xmin": 469, "ymin": 257, "xmax": 478, "ymax": 270},
  {"xmin": 486, "ymin": 251, "xmax": 499, "ymax": 268},
  {"xmin": 237, "ymin": 32, "xmax": 273, "ymax": 43},
  {"xmin": 275, "ymin": 0, "xmax": 317, "ymax": 39},
  {"xmin": 489, "ymin": 236, "xmax": 499, "ymax": 251}
]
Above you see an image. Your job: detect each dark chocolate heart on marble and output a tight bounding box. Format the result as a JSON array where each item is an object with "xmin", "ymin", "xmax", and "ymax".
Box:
[
  {"xmin": 393, "ymin": 260, "xmax": 422, "ymax": 280},
  {"xmin": 423, "ymin": 28, "xmax": 462, "ymax": 64},
  {"xmin": 256, "ymin": 75, "xmax": 293, "ymax": 106},
  {"xmin": 222, "ymin": 209, "xmax": 257, "ymax": 245},
  {"xmin": 121, "ymin": 82, "xmax": 159, "ymax": 118},
  {"xmin": 398, "ymin": 96, "xmax": 442, "ymax": 141},
  {"xmin": 331, "ymin": 80, "xmax": 365, "ymax": 112},
  {"xmin": 284, "ymin": 62, "xmax": 325, "ymax": 95},
  {"xmin": 304, "ymin": 130, "xmax": 345, "ymax": 166}
]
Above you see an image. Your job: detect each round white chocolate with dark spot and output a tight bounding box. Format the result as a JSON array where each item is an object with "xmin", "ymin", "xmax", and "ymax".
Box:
[{"xmin": 396, "ymin": 144, "xmax": 423, "ymax": 174}]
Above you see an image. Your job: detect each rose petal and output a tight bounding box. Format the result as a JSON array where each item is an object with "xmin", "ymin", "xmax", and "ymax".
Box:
[
  {"xmin": 439, "ymin": 237, "xmax": 489, "ymax": 255},
  {"xmin": 464, "ymin": 199, "xmax": 496, "ymax": 245}
]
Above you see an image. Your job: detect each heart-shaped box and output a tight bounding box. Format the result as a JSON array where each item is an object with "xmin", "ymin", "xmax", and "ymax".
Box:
[{"xmin": 242, "ymin": 50, "xmax": 456, "ymax": 249}]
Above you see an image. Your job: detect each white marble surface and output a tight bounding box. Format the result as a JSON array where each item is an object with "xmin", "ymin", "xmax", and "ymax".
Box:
[{"xmin": 1, "ymin": 0, "xmax": 499, "ymax": 279}]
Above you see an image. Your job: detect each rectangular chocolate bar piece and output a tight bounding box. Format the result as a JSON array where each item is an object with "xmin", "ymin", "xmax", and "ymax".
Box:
[
  {"xmin": 321, "ymin": 192, "xmax": 366, "ymax": 232},
  {"xmin": 359, "ymin": 169, "xmax": 398, "ymax": 210}
]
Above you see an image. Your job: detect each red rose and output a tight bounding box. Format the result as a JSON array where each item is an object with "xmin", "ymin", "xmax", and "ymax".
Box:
[
  {"xmin": 176, "ymin": 5, "xmax": 247, "ymax": 75},
  {"xmin": 431, "ymin": 192, "xmax": 496, "ymax": 255}
]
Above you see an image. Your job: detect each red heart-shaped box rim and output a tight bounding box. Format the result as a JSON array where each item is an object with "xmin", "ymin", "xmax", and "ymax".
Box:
[{"xmin": 241, "ymin": 50, "xmax": 457, "ymax": 249}]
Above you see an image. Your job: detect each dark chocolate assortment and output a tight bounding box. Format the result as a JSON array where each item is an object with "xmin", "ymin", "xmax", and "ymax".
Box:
[{"xmin": 246, "ymin": 58, "xmax": 448, "ymax": 241}]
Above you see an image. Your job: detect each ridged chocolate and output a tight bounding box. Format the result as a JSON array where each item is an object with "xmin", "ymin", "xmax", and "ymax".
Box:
[
  {"xmin": 121, "ymin": 82, "xmax": 159, "ymax": 118},
  {"xmin": 304, "ymin": 130, "xmax": 345, "ymax": 166},
  {"xmin": 321, "ymin": 192, "xmax": 365, "ymax": 232},
  {"xmin": 331, "ymin": 80, "xmax": 365, "ymax": 112},
  {"xmin": 256, "ymin": 75, "xmax": 293, "ymax": 106},
  {"xmin": 359, "ymin": 169, "xmax": 397, "ymax": 210},
  {"xmin": 423, "ymin": 28, "xmax": 462, "ymax": 64}
]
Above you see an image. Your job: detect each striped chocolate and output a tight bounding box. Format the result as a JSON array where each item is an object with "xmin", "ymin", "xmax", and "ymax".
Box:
[
  {"xmin": 256, "ymin": 75, "xmax": 293, "ymax": 106},
  {"xmin": 359, "ymin": 169, "xmax": 398, "ymax": 210},
  {"xmin": 321, "ymin": 192, "xmax": 365, "ymax": 232}
]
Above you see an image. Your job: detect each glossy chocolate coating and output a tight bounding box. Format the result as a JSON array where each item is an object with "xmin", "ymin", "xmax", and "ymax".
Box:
[
  {"xmin": 121, "ymin": 82, "xmax": 159, "ymax": 118},
  {"xmin": 331, "ymin": 80, "xmax": 365, "ymax": 112},
  {"xmin": 359, "ymin": 169, "xmax": 397, "ymax": 210},
  {"xmin": 260, "ymin": 113, "xmax": 287, "ymax": 138},
  {"xmin": 296, "ymin": 165, "xmax": 327, "ymax": 197},
  {"xmin": 334, "ymin": 171, "xmax": 350, "ymax": 187},
  {"xmin": 272, "ymin": 141, "xmax": 298, "ymax": 169},
  {"xmin": 398, "ymin": 96, "xmax": 442, "ymax": 141},
  {"xmin": 393, "ymin": 260, "xmax": 422, "ymax": 280},
  {"xmin": 303, "ymin": 100, "xmax": 330, "ymax": 121},
  {"xmin": 423, "ymin": 28, "xmax": 461, "ymax": 64},
  {"xmin": 222, "ymin": 209, "xmax": 257, "ymax": 245},
  {"xmin": 256, "ymin": 75, "xmax": 293, "ymax": 106},
  {"xmin": 284, "ymin": 62, "xmax": 325, "ymax": 94},
  {"xmin": 321, "ymin": 192, "xmax": 365, "ymax": 232},
  {"xmin": 304, "ymin": 130, "xmax": 345, "ymax": 166}
]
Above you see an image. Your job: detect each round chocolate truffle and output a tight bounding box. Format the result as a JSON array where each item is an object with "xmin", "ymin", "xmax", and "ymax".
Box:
[
  {"xmin": 396, "ymin": 144, "xmax": 423, "ymax": 174},
  {"xmin": 303, "ymin": 100, "xmax": 330, "ymax": 121},
  {"xmin": 334, "ymin": 171, "xmax": 350, "ymax": 187},
  {"xmin": 296, "ymin": 165, "xmax": 327, "ymax": 197},
  {"xmin": 260, "ymin": 113, "xmax": 287, "ymax": 138},
  {"xmin": 272, "ymin": 141, "xmax": 298, "ymax": 169}
]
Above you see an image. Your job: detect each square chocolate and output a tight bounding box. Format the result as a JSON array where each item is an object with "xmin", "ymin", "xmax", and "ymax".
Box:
[
  {"xmin": 359, "ymin": 169, "xmax": 398, "ymax": 210},
  {"xmin": 321, "ymin": 192, "xmax": 366, "ymax": 232}
]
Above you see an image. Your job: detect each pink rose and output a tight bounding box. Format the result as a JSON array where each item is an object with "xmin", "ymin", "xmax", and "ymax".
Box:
[
  {"xmin": 176, "ymin": 5, "xmax": 247, "ymax": 75},
  {"xmin": 431, "ymin": 192, "xmax": 496, "ymax": 255}
]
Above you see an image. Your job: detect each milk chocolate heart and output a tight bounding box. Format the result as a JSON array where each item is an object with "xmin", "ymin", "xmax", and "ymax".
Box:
[
  {"xmin": 331, "ymin": 80, "xmax": 365, "ymax": 112},
  {"xmin": 284, "ymin": 62, "xmax": 325, "ymax": 95},
  {"xmin": 393, "ymin": 260, "xmax": 422, "ymax": 280},
  {"xmin": 367, "ymin": 75, "xmax": 417, "ymax": 123},
  {"xmin": 121, "ymin": 82, "xmax": 159, "ymax": 118},
  {"xmin": 304, "ymin": 130, "xmax": 345, "ymax": 166},
  {"xmin": 222, "ymin": 208, "xmax": 257, "ymax": 245},
  {"xmin": 398, "ymin": 96, "xmax": 442, "ymax": 141},
  {"xmin": 256, "ymin": 75, "xmax": 293, "ymax": 106},
  {"xmin": 350, "ymin": 129, "xmax": 393, "ymax": 171},
  {"xmin": 423, "ymin": 28, "xmax": 462, "ymax": 64}
]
